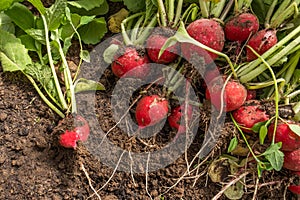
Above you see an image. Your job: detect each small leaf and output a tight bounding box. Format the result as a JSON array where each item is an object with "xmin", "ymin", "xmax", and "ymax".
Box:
[
  {"xmin": 259, "ymin": 125, "xmax": 268, "ymax": 145},
  {"xmin": 74, "ymin": 78, "xmax": 105, "ymax": 93},
  {"xmin": 103, "ymin": 44, "xmax": 119, "ymax": 63},
  {"xmin": 252, "ymin": 121, "xmax": 267, "ymax": 133},
  {"xmin": 224, "ymin": 182, "xmax": 244, "ymax": 200},
  {"xmin": 68, "ymin": 0, "xmax": 109, "ymax": 16},
  {"xmin": 0, "ymin": 13, "xmax": 15, "ymax": 33},
  {"xmin": 289, "ymin": 124, "xmax": 300, "ymax": 137},
  {"xmin": 262, "ymin": 143, "xmax": 284, "ymax": 171},
  {"xmin": 68, "ymin": 0, "xmax": 104, "ymax": 11},
  {"xmin": 27, "ymin": 0, "xmax": 46, "ymax": 15},
  {"xmin": 0, "ymin": 29, "xmax": 32, "ymax": 72},
  {"xmin": 4, "ymin": 3, "xmax": 34, "ymax": 31},
  {"xmin": 227, "ymin": 137, "xmax": 238, "ymax": 153},
  {"xmin": 77, "ymin": 17, "xmax": 107, "ymax": 45},
  {"xmin": 80, "ymin": 50, "xmax": 90, "ymax": 62},
  {"xmin": 46, "ymin": 0, "xmax": 67, "ymax": 31}
]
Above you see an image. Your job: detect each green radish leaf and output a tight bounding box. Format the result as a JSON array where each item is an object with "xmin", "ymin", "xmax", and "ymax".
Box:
[
  {"xmin": 227, "ymin": 137, "xmax": 238, "ymax": 153},
  {"xmin": 103, "ymin": 44, "xmax": 119, "ymax": 63},
  {"xmin": 251, "ymin": 0, "xmax": 267, "ymax": 24},
  {"xmin": 0, "ymin": 13, "xmax": 15, "ymax": 33},
  {"xmin": 144, "ymin": 0, "xmax": 157, "ymax": 25},
  {"xmin": 0, "ymin": 29, "xmax": 32, "ymax": 72},
  {"xmin": 18, "ymin": 35, "xmax": 37, "ymax": 51},
  {"xmin": 75, "ymin": 78, "xmax": 105, "ymax": 93},
  {"xmin": 123, "ymin": 0, "xmax": 145, "ymax": 12},
  {"xmin": 25, "ymin": 28, "xmax": 46, "ymax": 44},
  {"xmin": 0, "ymin": 0, "xmax": 23, "ymax": 12},
  {"xmin": 262, "ymin": 143, "xmax": 284, "ymax": 171},
  {"xmin": 4, "ymin": 3, "xmax": 34, "ymax": 31},
  {"xmin": 288, "ymin": 124, "xmax": 300, "ymax": 137},
  {"xmin": 80, "ymin": 50, "xmax": 90, "ymax": 62},
  {"xmin": 77, "ymin": 17, "xmax": 107, "ymax": 45},
  {"xmin": 252, "ymin": 121, "xmax": 268, "ymax": 133},
  {"xmin": 259, "ymin": 125, "xmax": 268, "ymax": 144},
  {"xmin": 68, "ymin": 0, "xmax": 104, "ymax": 11},
  {"xmin": 27, "ymin": 0, "xmax": 46, "ymax": 15},
  {"xmin": 68, "ymin": 0, "xmax": 109, "ymax": 16},
  {"xmin": 46, "ymin": 0, "xmax": 67, "ymax": 31}
]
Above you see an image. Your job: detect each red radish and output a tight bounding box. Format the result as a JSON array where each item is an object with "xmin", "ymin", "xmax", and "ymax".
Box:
[
  {"xmin": 111, "ymin": 47, "xmax": 150, "ymax": 78},
  {"xmin": 224, "ymin": 13, "xmax": 259, "ymax": 42},
  {"xmin": 246, "ymin": 29, "xmax": 278, "ymax": 61},
  {"xmin": 205, "ymin": 77, "xmax": 247, "ymax": 112},
  {"xmin": 168, "ymin": 104, "xmax": 193, "ymax": 134},
  {"xmin": 283, "ymin": 148, "xmax": 300, "ymax": 171},
  {"xmin": 288, "ymin": 185, "xmax": 300, "ymax": 195},
  {"xmin": 232, "ymin": 100, "xmax": 269, "ymax": 133},
  {"xmin": 135, "ymin": 95, "xmax": 169, "ymax": 127},
  {"xmin": 268, "ymin": 121, "xmax": 300, "ymax": 151},
  {"xmin": 246, "ymin": 90, "xmax": 257, "ymax": 100},
  {"xmin": 59, "ymin": 115, "xmax": 90, "ymax": 149},
  {"xmin": 146, "ymin": 34, "xmax": 179, "ymax": 64},
  {"xmin": 181, "ymin": 19, "xmax": 225, "ymax": 64}
]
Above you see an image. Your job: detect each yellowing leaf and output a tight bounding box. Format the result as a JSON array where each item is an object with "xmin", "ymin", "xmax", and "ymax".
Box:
[{"xmin": 108, "ymin": 8, "xmax": 129, "ymax": 33}]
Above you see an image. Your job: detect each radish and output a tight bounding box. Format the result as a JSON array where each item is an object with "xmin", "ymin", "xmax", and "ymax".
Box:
[
  {"xmin": 246, "ymin": 29, "xmax": 278, "ymax": 61},
  {"xmin": 283, "ymin": 148, "xmax": 300, "ymax": 171},
  {"xmin": 232, "ymin": 100, "xmax": 269, "ymax": 133},
  {"xmin": 205, "ymin": 77, "xmax": 247, "ymax": 112},
  {"xmin": 111, "ymin": 47, "xmax": 150, "ymax": 78},
  {"xmin": 135, "ymin": 95, "xmax": 169, "ymax": 127},
  {"xmin": 59, "ymin": 115, "xmax": 90, "ymax": 149},
  {"xmin": 224, "ymin": 13, "xmax": 259, "ymax": 42},
  {"xmin": 168, "ymin": 104, "xmax": 193, "ymax": 134},
  {"xmin": 146, "ymin": 34, "xmax": 179, "ymax": 64},
  {"xmin": 246, "ymin": 90, "xmax": 257, "ymax": 100},
  {"xmin": 268, "ymin": 121, "xmax": 300, "ymax": 151},
  {"xmin": 181, "ymin": 19, "xmax": 225, "ymax": 64},
  {"xmin": 288, "ymin": 185, "xmax": 300, "ymax": 195}
]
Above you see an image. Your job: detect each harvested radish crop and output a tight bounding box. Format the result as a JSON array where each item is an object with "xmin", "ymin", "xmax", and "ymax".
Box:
[
  {"xmin": 283, "ymin": 148, "xmax": 300, "ymax": 171},
  {"xmin": 268, "ymin": 121, "xmax": 300, "ymax": 151},
  {"xmin": 246, "ymin": 29, "xmax": 278, "ymax": 61},
  {"xmin": 232, "ymin": 100, "xmax": 269, "ymax": 133},
  {"xmin": 181, "ymin": 19, "xmax": 225, "ymax": 64},
  {"xmin": 111, "ymin": 47, "xmax": 150, "ymax": 78},
  {"xmin": 135, "ymin": 95, "xmax": 169, "ymax": 127},
  {"xmin": 205, "ymin": 77, "xmax": 247, "ymax": 112},
  {"xmin": 168, "ymin": 104, "xmax": 193, "ymax": 134},
  {"xmin": 146, "ymin": 34, "xmax": 179, "ymax": 64},
  {"xmin": 224, "ymin": 13, "xmax": 259, "ymax": 42}
]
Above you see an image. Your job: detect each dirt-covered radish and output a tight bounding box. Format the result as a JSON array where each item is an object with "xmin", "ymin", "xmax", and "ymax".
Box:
[
  {"xmin": 283, "ymin": 148, "xmax": 300, "ymax": 171},
  {"xmin": 205, "ymin": 77, "xmax": 247, "ymax": 112},
  {"xmin": 168, "ymin": 104, "xmax": 193, "ymax": 133},
  {"xmin": 135, "ymin": 95, "xmax": 169, "ymax": 127},
  {"xmin": 111, "ymin": 47, "xmax": 150, "ymax": 78},
  {"xmin": 232, "ymin": 100, "xmax": 269, "ymax": 133},
  {"xmin": 246, "ymin": 29, "xmax": 278, "ymax": 61},
  {"xmin": 268, "ymin": 121, "xmax": 300, "ymax": 151},
  {"xmin": 181, "ymin": 19, "xmax": 225, "ymax": 64},
  {"xmin": 288, "ymin": 185, "xmax": 300, "ymax": 195},
  {"xmin": 224, "ymin": 13, "xmax": 259, "ymax": 42},
  {"xmin": 146, "ymin": 34, "xmax": 179, "ymax": 64}
]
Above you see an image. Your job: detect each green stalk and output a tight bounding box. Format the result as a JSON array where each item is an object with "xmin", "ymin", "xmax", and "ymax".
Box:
[
  {"xmin": 246, "ymin": 78, "xmax": 285, "ymax": 90},
  {"xmin": 172, "ymin": 0, "xmax": 184, "ymax": 28},
  {"xmin": 210, "ymin": 0, "xmax": 226, "ymax": 18},
  {"xmin": 180, "ymin": 3, "xmax": 198, "ymax": 25},
  {"xmin": 237, "ymin": 25, "xmax": 300, "ymax": 77},
  {"xmin": 24, "ymin": 73, "xmax": 65, "ymax": 118},
  {"xmin": 239, "ymin": 34, "xmax": 300, "ymax": 83},
  {"xmin": 130, "ymin": 15, "xmax": 145, "ymax": 43},
  {"xmin": 157, "ymin": 0, "xmax": 167, "ymax": 26},
  {"xmin": 121, "ymin": 12, "xmax": 145, "ymax": 45},
  {"xmin": 168, "ymin": 0, "xmax": 175, "ymax": 23},
  {"xmin": 247, "ymin": 46, "xmax": 279, "ymax": 145},
  {"xmin": 270, "ymin": 2, "xmax": 299, "ymax": 29},
  {"xmin": 270, "ymin": 0, "xmax": 291, "ymax": 24},
  {"xmin": 241, "ymin": 0, "xmax": 253, "ymax": 9},
  {"xmin": 199, "ymin": 0, "xmax": 209, "ymax": 18},
  {"xmin": 134, "ymin": 17, "xmax": 157, "ymax": 45},
  {"xmin": 264, "ymin": 0, "xmax": 278, "ymax": 28},
  {"xmin": 41, "ymin": 15, "xmax": 68, "ymax": 110},
  {"xmin": 54, "ymin": 30, "xmax": 77, "ymax": 114},
  {"xmin": 220, "ymin": 0, "xmax": 235, "ymax": 21}
]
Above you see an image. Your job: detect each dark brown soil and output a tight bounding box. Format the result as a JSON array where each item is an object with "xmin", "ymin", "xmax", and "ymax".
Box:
[{"xmin": 0, "ymin": 2, "xmax": 299, "ymax": 200}]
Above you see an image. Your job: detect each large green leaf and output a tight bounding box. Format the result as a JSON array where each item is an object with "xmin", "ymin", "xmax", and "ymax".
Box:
[
  {"xmin": 0, "ymin": 13, "xmax": 15, "ymax": 33},
  {"xmin": 46, "ymin": 0, "xmax": 67, "ymax": 31},
  {"xmin": 68, "ymin": 0, "xmax": 109, "ymax": 16},
  {"xmin": 4, "ymin": 3, "xmax": 34, "ymax": 31},
  {"xmin": 0, "ymin": 0, "xmax": 23, "ymax": 12},
  {"xmin": 0, "ymin": 29, "xmax": 32, "ymax": 72},
  {"xmin": 77, "ymin": 17, "xmax": 107, "ymax": 44},
  {"xmin": 123, "ymin": 0, "xmax": 145, "ymax": 12},
  {"xmin": 68, "ymin": 0, "xmax": 104, "ymax": 11}
]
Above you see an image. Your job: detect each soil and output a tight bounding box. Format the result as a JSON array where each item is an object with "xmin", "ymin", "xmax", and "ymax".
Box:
[{"xmin": 1, "ymin": 2, "xmax": 299, "ymax": 200}]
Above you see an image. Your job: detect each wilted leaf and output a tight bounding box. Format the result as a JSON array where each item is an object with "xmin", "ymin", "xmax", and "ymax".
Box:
[{"xmin": 75, "ymin": 78, "xmax": 105, "ymax": 93}]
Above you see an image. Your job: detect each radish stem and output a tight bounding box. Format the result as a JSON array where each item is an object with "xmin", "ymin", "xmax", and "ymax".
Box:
[
  {"xmin": 157, "ymin": 0, "xmax": 167, "ymax": 26},
  {"xmin": 199, "ymin": 0, "xmax": 209, "ymax": 18},
  {"xmin": 220, "ymin": 0, "xmax": 235, "ymax": 21},
  {"xmin": 270, "ymin": 2, "xmax": 299, "ymax": 29},
  {"xmin": 264, "ymin": 0, "xmax": 278, "ymax": 28},
  {"xmin": 246, "ymin": 78, "xmax": 285, "ymax": 90},
  {"xmin": 172, "ymin": 0, "xmax": 184, "ymax": 28},
  {"xmin": 134, "ymin": 16, "xmax": 157, "ymax": 45},
  {"xmin": 168, "ymin": 0, "xmax": 175, "ymax": 23},
  {"xmin": 131, "ymin": 15, "xmax": 145, "ymax": 43}
]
